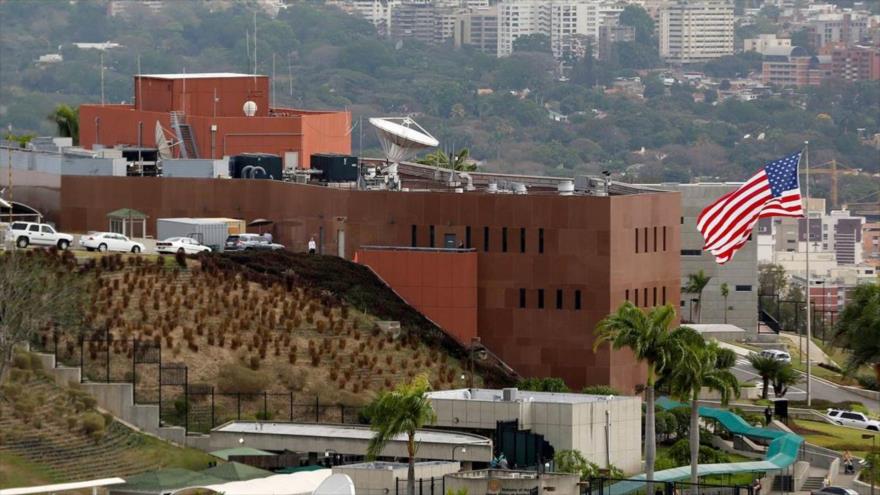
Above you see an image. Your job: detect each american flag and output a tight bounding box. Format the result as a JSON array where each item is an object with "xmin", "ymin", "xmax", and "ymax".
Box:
[{"xmin": 697, "ymin": 151, "xmax": 804, "ymax": 264}]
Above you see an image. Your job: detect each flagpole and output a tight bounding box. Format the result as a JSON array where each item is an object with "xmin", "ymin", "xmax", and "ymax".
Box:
[{"xmin": 804, "ymin": 140, "xmax": 812, "ymax": 407}]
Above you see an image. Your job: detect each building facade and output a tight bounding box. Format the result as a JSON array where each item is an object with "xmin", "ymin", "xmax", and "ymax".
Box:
[
  {"xmin": 829, "ymin": 45, "xmax": 880, "ymax": 82},
  {"xmin": 41, "ymin": 175, "xmax": 682, "ymax": 393},
  {"xmin": 78, "ymin": 73, "xmax": 351, "ymax": 168},
  {"xmin": 761, "ymin": 46, "xmax": 829, "ymax": 87},
  {"xmin": 659, "ymin": 1, "xmax": 734, "ymax": 64},
  {"xmin": 598, "ymin": 24, "xmax": 635, "ymax": 61},
  {"xmin": 453, "ymin": 5, "xmax": 499, "ymax": 54},
  {"xmin": 864, "ymin": 222, "xmax": 880, "ymax": 268},
  {"xmin": 743, "ymin": 34, "xmax": 791, "ymax": 54}
]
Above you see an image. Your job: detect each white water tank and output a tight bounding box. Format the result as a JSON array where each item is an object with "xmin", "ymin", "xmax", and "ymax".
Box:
[
  {"xmin": 487, "ymin": 183, "xmax": 498, "ymax": 194},
  {"xmin": 558, "ymin": 180, "xmax": 575, "ymax": 196},
  {"xmin": 513, "ymin": 183, "xmax": 527, "ymax": 195},
  {"xmin": 243, "ymin": 100, "xmax": 258, "ymax": 117}
]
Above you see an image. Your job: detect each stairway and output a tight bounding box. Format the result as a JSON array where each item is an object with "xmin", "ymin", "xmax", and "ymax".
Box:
[
  {"xmin": 169, "ymin": 111, "xmax": 199, "ymax": 159},
  {"xmin": 801, "ymin": 476, "xmax": 826, "ymax": 491}
]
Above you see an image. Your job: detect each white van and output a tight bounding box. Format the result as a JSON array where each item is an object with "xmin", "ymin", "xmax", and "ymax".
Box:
[{"xmin": 759, "ymin": 349, "xmax": 792, "ymax": 363}]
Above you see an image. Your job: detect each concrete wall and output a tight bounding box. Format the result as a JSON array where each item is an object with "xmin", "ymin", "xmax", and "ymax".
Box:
[
  {"xmin": 659, "ymin": 184, "xmax": 759, "ymax": 333},
  {"xmin": 429, "ymin": 394, "xmax": 642, "ymax": 473},
  {"xmin": 332, "ymin": 462, "xmax": 460, "ymax": 495}
]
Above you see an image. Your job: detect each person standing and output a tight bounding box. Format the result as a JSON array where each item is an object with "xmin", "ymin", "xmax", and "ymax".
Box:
[
  {"xmin": 764, "ymin": 406, "xmax": 773, "ymax": 425},
  {"xmin": 308, "ymin": 236, "xmax": 317, "ymax": 255},
  {"xmin": 264, "ymin": 231, "xmax": 273, "ymax": 243}
]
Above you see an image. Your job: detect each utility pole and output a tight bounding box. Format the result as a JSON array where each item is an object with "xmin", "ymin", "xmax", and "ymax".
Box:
[{"xmin": 804, "ymin": 141, "xmax": 812, "ymax": 407}]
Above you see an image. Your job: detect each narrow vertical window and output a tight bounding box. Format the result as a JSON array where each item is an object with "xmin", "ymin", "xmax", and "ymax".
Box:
[
  {"xmin": 466, "ymin": 226, "xmax": 472, "ymax": 249},
  {"xmin": 663, "ymin": 226, "xmax": 667, "ymax": 251},
  {"xmin": 625, "ymin": 289, "xmax": 630, "ymax": 301},
  {"xmin": 653, "ymin": 227, "xmax": 658, "ymax": 252},
  {"xmin": 574, "ymin": 290, "xmax": 582, "ymax": 310},
  {"xmin": 643, "ymin": 288, "xmax": 648, "ymax": 306},
  {"xmin": 429, "ymin": 225, "xmax": 435, "ymax": 248},
  {"xmin": 537, "ymin": 289, "xmax": 545, "ymax": 309},
  {"xmin": 653, "ymin": 287, "xmax": 657, "ymax": 306},
  {"xmin": 520, "ymin": 228, "xmax": 526, "ymax": 253},
  {"xmin": 502, "ymin": 227, "xmax": 508, "ymax": 252},
  {"xmin": 662, "ymin": 286, "xmax": 667, "ymax": 305},
  {"xmin": 635, "ymin": 228, "xmax": 639, "ymax": 253},
  {"xmin": 538, "ymin": 228, "xmax": 544, "ymax": 254},
  {"xmin": 411, "ymin": 225, "xmax": 417, "ymax": 247},
  {"xmin": 556, "ymin": 289, "xmax": 563, "ymax": 309},
  {"xmin": 635, "ymin": 289, "xmax": 639, "ymax": 306},
  {"xmin": 519, "ymin": 288, "xmax": 526, "ymax": 308},
  {"xmin": 643, "ymin": 227, "xmax": 648, "ymax": 253},
  {"xmin": 484, "ymin": 227, "xmax": 489, "ymax": 252}
]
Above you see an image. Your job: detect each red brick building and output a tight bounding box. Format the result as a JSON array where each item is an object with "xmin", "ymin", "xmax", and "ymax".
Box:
[
  {"xmin": 79, "ymin": 73, "xmax": 351, "ymax": 167},
  {"xmin": 829, "ymin": 45, "xmax": 880, "ymax": 81}
]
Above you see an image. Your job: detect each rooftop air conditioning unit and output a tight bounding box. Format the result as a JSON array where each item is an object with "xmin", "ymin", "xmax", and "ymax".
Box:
[{"xmin": 502, "ymin": 387, "xmax": 518, "ymax": 402}]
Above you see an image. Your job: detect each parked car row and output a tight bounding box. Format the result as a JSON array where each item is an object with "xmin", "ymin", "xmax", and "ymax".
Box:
[{"xmin": 6, "ymin": 222, "xmax": 285, "ymax": 255}]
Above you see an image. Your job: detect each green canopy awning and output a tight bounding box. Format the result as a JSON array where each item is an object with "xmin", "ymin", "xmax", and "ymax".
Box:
[
  {"xmin": 209, "ymin": 447, "xmax": 274, "ymax": 461},
  {"xmin": 201, "ymin": 462, "xmax": 272, "ymax": 481},
  {"xmin": 121, "ymin": 468, "xmax": 223, "ymax": 493},
  {"xmin": 106, "ymin": 208, "xmax": 149, "ymax": 219}
]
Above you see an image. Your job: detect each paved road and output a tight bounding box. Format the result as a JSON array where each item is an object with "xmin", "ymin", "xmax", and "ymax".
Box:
[{"xmin": 732, "ymin": 357, "xmax": 879, "ymax": 413}]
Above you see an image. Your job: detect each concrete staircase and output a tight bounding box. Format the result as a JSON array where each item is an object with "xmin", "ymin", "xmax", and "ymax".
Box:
[
  {"xmin": 32, "ymin": 351, "xmax": 187, "ymax": 445},
  {"xmin": 802, "ymin": 476, "xmax": 827, "ymax": 491}
]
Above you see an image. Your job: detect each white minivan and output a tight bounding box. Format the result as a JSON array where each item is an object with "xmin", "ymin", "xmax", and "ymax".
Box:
[{"xmin": 759, "ymin": 349, "xmax": 792, "ymax": 363}]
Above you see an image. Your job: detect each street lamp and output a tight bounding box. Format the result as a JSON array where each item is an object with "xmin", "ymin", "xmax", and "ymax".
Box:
[{"xmin": 862, "ymin": 434, "xmax": 876, "ymax": 495}]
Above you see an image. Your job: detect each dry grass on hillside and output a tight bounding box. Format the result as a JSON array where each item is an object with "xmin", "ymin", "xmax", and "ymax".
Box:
[{"xmin": 48, "ymin": 254, "xmax": 477, "ymax": 407}]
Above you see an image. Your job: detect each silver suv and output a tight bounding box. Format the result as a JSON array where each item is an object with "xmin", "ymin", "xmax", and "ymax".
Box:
[
  {"xmin": 224, "ymin": 234, "xmax": 284, "ymax": 251},
  {"xmin": 826, "ymin": 409, "xmax": 880, "ymax": 431}
]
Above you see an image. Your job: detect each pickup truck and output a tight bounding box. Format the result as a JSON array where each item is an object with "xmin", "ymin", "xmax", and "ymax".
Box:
[{"xmin": 9, "ymin": 221, "xmax": 74, "ymax": 250}]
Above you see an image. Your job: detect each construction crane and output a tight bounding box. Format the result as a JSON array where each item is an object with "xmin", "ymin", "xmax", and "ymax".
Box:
[
  {"xmin": 798, "ymin": 158, "xmax": 863, "ymax": 209},
  {"xmin": 844, "ymin": 189, "xmax": 880, "ymax": 219}
]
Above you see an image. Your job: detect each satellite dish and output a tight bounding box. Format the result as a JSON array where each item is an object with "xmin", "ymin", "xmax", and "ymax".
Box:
[
  {"xmin": 369, "ymin": 117, "xmax": 439, "ymax": 163},
  {"xmin": 312, "ymin": 474, "xmax": 355, "ymax": 495},
  {"xmin": 243, "ymin": 101, "xmax": 258, "ymax": 117},
  {"xmin": 155, "ymin": 120, "xmax": 172, "ymax": 160}
]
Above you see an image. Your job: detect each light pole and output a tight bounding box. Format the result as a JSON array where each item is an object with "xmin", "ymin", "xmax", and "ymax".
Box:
[{"xmin": 863, "ymin": 434, "xmax": 876, "ymax": 495}]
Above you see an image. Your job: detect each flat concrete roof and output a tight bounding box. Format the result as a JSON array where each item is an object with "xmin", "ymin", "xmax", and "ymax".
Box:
[
  {"xmin": 427, "ymin": 388, "xmax": 633, "ymax": 404},
  {"xmin": 688, "ymin": 324, "xmax": 747, "ymax": 334},
  {"xmin": 335, "ymin": 461, "xmax": 455, "ymax": 470},
  {"xmin": 140, "ymin": 73, "xmax": 264, "ymax": 79},
  {"xmin": 214, "ymin": 422, "xmax": 491, "ymax": 446}
]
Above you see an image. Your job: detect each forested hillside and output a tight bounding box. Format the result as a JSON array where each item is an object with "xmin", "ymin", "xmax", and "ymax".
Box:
[{"xmin": 0, "ymin": 0, "xmax": 877, "ymax": 203}]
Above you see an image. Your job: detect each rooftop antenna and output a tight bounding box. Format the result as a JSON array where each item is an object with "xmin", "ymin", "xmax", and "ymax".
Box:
[
  {"xmin": 136, "ymin": 54, "xmax": 142, "ymax": 110},
  {"xmin": 245, "ymin": 29, "xmax": 250, "ymax": 74},
  {"xmin": 253, "ymin": 11, "xmax": 258, "ymax": 77},
  {"xmin": 100, "ymin": 51, "xmax": 105, "ymax": 105},
  {"xmin": 271, "ymin": 52, "xmax": 276, "ymax": 109},
  {"xmin": 288, "ymin": 51, "xmax": 293, "ymax": 96}
]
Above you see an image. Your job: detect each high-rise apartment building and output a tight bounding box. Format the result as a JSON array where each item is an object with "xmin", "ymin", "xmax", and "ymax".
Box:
[
  {"xmin": 808, "ymin": 13, "xmax": 871, "ymax": 48},
  {"xmin": 454, "ymin": 5, "xmax": 499, "ymax": 54},
  {"xmin": 659, "ymin": 1, "xmax": 734, "ymax": 64}
]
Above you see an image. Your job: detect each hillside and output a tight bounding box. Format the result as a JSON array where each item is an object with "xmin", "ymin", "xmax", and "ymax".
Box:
[
  {"xmin": 0, "ymin": 353, "xmax": 213, "ymax": 487},
  {"xmin": 42, "ymin": 251, "xmax": 509, "ymax": 431}
]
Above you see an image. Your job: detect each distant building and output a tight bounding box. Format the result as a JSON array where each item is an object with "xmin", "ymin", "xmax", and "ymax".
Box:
[
  {"xmin": 743, "ymin": 34, "xmax": 791, "ymax": 54},
  {"xmin": 454, "ymin": 5, "xmax": 499, "ymax": 54},
  {"xmin": 37, "ymin": 54, "xmax": 63, "ymax": 64},
  {"xmin": 819, "ymin": 209, "xmax": 865, "ymax": 265},
  {"xmin": 72, "ymin": 42, "xmax": 124, "ymax": 51},
  {"xmin": 807, "ymin": 13, "xmax": 871, "ymax": 48},
  {"xmin": 659, "ymin": 1, "xmax": 735, "ymax": 64},
  {"xmin": 760, "ymin": 46, "xmax": 829, "ymax": 87},
  {"xmin": 107, "ymin": 0, "xmax": 164, "ymax": 18},
  {"xmin": 598, "ymin": 24, "xmax": 635, "ymax": 61},
  {"xmin": 862, "ymin": 222, "xmax": 880, "ymax": 267},
  {"xmin": 326, "ymin": 0, "xmax": 397, "ymax": 36},
  {"xmin": 829, "ymin": 45, "xmax": 880, "ymax": 82}
]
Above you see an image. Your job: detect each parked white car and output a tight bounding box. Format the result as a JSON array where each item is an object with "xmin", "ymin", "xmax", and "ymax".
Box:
[
  {"xmin": 826, "ymin": 409, "xmax": 880, "ymax": 431},
  {"xmin": 9, "ymin": 222, "xmax": 74, "ymax": 250},
  {"xmin": 156, "ymin": 237, "xmax": 212, "ymax": 255},
  {"xmin": 81, "ymin": 232, "xmax": 145, "ymax": 253},
  {"xmin": 759, "ymin": 349, "xmax": 792, "ymax": 363}
]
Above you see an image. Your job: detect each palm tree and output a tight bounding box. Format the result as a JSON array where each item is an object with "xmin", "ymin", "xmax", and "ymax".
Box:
[
  {"xmin": 746, "ymin": 353, "xmax": 782, "ymax": 399},
  {"xmin": 664, "ymin": 340, "xmax": 739, "ymax": 489},
  {"xmin": 48, "ymin": 104, "xmax": 79, "ymax": 145},
  {"xmin": 366, "ymin": 374, "xmax": 437, "ymax": 495},
  {"xmin": 416, "ymin": 148, "xmax": 475, "ymax": 171},
  {"xmin": 771, "ymin": 364, "xmax": 801, "ymax": 398},
  {"xmin": 834, "ymin": 284, "xmax": 880, "ymax": 382},
  {"xmin": 684, "ymin": 270, "xmax": 712, "ymax": 323},
  {"xmin": 594, "ymin": 302, "xmax": 702, "ymax": 482},
  {"xmin": 720, "ymin": 283, "xmax": 729, "ymax": 324}
]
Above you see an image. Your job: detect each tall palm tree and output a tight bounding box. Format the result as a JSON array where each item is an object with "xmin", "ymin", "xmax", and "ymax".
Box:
[
  {"xmin": 720, "ymin": 283, "xmax": 729, "ymax": 324},
  {"xmin": 834, "ymin": 284, "xmax": 880, "ymax": 382},
  {"xmin": 48, "ymin": 104, "xmax": 79, "ymax": 145},
  {"xmin": 746, "ymin": 353, "xmax": 782, "ymax": 399},
  {"xmin": 665, "ymin": 340, "xmax": 739, "ymax": 489},
  {"xmin": 685, "ymin": 270, "xmax": 712, "ymax": 323},
  {"xmin": 594, "ymin": 302, "xmax": 702, "ymax": 482},
  {"xmin": 366, "ymin": 374, "xmax": 437, "ymax": 495}
]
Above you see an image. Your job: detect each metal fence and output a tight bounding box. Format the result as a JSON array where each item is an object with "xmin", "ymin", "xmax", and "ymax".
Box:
[
  {"xmin": 394, "ymin": 477, "xmax": 447, "ymax": 495},
  {"xmin": 587, "ymin": 477, "xmax": 757, "ymax": 495}
]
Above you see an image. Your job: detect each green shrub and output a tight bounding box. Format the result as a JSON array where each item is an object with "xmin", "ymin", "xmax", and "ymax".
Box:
[
  {"xmin": 80, "ymin": 412, "xmax": 106, "ymax": 439},
  {"xmin": 216, "ymin": 363, "xmax": 270, "ymax": 394},
  {"xmin": 858, "ymin": 375, "xmax": 879, "ymax": 392},
  {"xmin": 517, "ymin": 377, "xmax": 569, "ymax": 392},
  {"xmin": 582, "ymin": 385, "xmax": 619, "ymax": 396}
]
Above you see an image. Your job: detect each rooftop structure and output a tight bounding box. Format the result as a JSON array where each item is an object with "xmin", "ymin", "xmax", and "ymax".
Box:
[
  {"xmin": 427, "ymin": 388, "xmax": 642, "ymax": 473},
  {"xmin": 79, "ymin": 73, "xmax": 351, "ymax": 167}
]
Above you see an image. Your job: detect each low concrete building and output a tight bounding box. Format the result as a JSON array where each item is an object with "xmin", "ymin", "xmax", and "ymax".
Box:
[
  {"xmin": 444, "ymin": 469, "xmax": 581, "ymax": 495},
  {"xmin": 205, "ymin": 422, "xmax": 492, "ymax": 464},
  {"xmin": 427, "ymin": 388, "xmax": 642, "ymax": 474},
  {"xmin": 332, "ymin": 461, "xmax": 460, "ymax": 495}
]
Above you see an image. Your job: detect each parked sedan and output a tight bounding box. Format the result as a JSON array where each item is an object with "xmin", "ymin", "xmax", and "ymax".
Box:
[
  {"xmin": 811, "ymin": 487, "xmax": 859, "ymax": 495},
  {"xmin": 81, "ymin": 232, "xmax": 146, "ymax": 253},
  {"xmin": 224, "ymin": 233, "xmax": 284, "ymax": 251},
  {"xmin": 156, "ymin": 237, "xmax": 212, "ymax": 255}
]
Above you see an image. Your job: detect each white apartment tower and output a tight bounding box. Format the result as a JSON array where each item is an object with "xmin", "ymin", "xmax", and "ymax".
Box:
[
  {"xmin": 497, "ymin": 0, "xmax": 621, "ymax": 59},
  {"xmin": 659, "ymin": 1, "xmax": 734, "ymax": 64}
]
